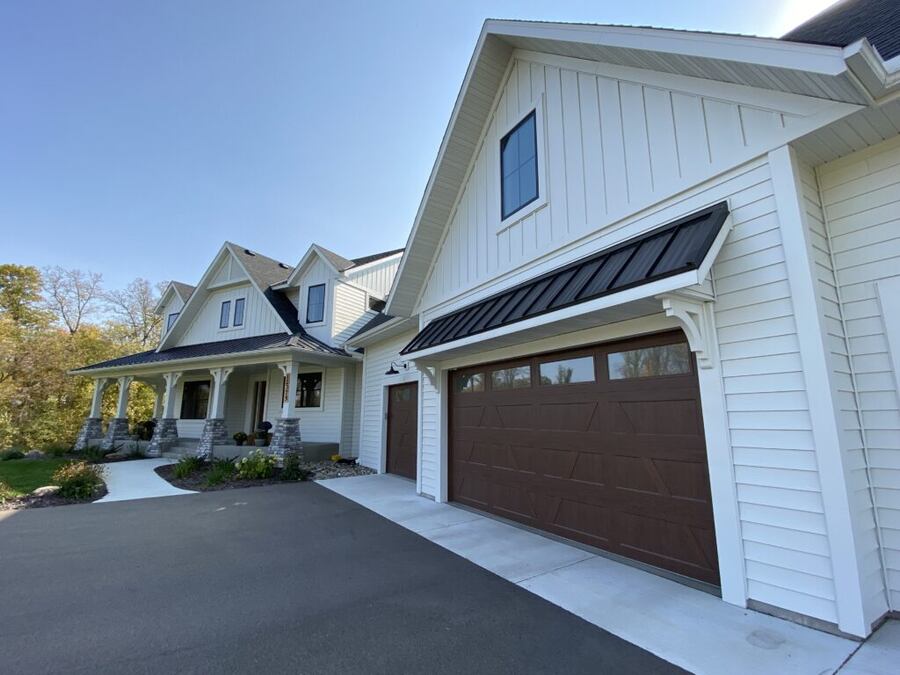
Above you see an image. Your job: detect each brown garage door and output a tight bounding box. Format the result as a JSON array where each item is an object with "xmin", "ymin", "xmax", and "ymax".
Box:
[{"xmin": 449, "ymin": 330, "xmax": 719, "ymax": 585}]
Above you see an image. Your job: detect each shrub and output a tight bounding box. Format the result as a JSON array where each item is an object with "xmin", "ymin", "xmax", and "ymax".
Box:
[
  {"xmin": 42, "ymin": 443, "xmax": 71, "ymax": 458},
  {"xmin": 173, "ymin": 455, "xmax": 204, "ymax": 479},
  {"xmin": 233, "ymin": 432, "xmax": 248, "ymax": 446},
  {"xmin": 281, "ymin": 452, "xmax": 311, "ymax": 482},
  {"xmin": 0, "ymin": 480, "xmax": 15, "ymax": 504},
  {"xmin": 81, "ymin": 446, "xmax": 115, "ymax": 463},
  {"xmin": 52, "ymin": 461, "xmax": 105, "ymax": 500},
  {"xmin": 206, "ymin": 459, "xmax": 236, "ymax": 486},
  {"xmin": 0, "ymin": 449, "xmax": 25, "ymax": 461},
  {"xmin": 234, "ymin": 449, "xmax": 277, "ymax": 480}
]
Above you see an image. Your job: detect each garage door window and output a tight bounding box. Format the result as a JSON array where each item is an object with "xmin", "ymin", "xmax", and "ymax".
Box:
[
  {"xmin": 491, "ymin": 366, "xmax": 531, "ymax": 390},
  {"xmin": 539, "ymin": 356, "xmax": 594, "ymax": 385},
  {"xmin": 455, "ymin": 372, "xmax": 484, "ymax": 393},
  {"xmin": 607, "ymin": 342, "xmax": 691, "ymax": 379}
]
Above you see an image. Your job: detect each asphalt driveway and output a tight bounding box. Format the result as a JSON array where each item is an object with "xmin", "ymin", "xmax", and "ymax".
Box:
[{"xmin": 0, "ymin": 483, "xmax": 682, "ymax": 674}]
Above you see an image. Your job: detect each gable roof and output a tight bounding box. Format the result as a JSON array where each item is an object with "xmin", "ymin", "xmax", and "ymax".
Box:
[
  {"xmin": 782, "ymin": 0, "xmax": 900, "ymax": 61},
  {"xmin": 171, "ymin": 281, "xmax": 195, "ymax": 301},
  {"xmin": 349, "ymin": 248, "xmax": 405, "ymax": 268},
  {"xmin": 401, "ymin": 202, "xmax": 729, "ymax": 355},
  {"xmin": 225, "ymin": 243, "xmax": 301, "ymax": 332},
  {"xmin": 384, "ymin": 19, "xmax": 890, "ymax": 318}
]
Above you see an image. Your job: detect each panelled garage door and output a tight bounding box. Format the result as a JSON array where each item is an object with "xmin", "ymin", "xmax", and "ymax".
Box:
[{"xmin": 449, "ymin": 330, "xmax": 719, "ymax": 585}]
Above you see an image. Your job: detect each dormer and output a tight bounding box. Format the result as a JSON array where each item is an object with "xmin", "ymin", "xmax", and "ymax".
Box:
[{"xmin": 155, "ymin": 281, "xmax": 194, "ymax": 344}]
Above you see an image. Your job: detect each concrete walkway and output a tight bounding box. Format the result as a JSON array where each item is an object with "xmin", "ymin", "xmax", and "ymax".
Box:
[
  {"xmin": 95, "ymin": 458, "xmax": 195, "ymax": 503},
  {"xmin": 319, "ymin": 474, "xmax": 897, "ymax": 675}
]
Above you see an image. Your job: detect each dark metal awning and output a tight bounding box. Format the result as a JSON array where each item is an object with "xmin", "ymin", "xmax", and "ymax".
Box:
[{"xmin": 401, "ymin": 202, "xmax": 729, "ymax": 356}]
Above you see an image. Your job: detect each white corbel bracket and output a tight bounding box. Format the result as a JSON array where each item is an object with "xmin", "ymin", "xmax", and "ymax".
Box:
[
  {"xmin": 659, "ymin": 294, "xmax": 717, "ymax": 369},
  {"xmin": 412, "ymin": 360, "xmax": 440, "ymax": 391}
]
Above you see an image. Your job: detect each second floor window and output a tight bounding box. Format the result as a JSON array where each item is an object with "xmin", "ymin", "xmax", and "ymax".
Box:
[
  {"xmin": 233, "ymin": 298, "xmax": 245, "ymax": 327},
  {"xmin": 306, "ymin": 284, "xmax": 325, "ymax": 323},
  {"xmin": 219, "ymin": 300, "xmax": 231, "ymax": 329},
  {"xmin": 166, "ymin": 312, "xmax": 179, "ymax": 332},
  {"xmin": 500, "ymin": 110, "xmax": 538, "ymax": 220}
]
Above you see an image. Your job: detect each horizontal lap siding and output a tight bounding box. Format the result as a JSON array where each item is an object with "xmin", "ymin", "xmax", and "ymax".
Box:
[
  {"xmin": 263, "ymin": 366, "xmax": 344, "ymax": 445},
  {"xmin": 819, "ymin": 136, "xmax": 900, "ymax": 611},
  {"xmin": 346, "ymin": 257, "xmax": 401, "ymax": 298},
  {"xmin": 711, "ymin": 162, "xmax": 838, "ymax": 623}
]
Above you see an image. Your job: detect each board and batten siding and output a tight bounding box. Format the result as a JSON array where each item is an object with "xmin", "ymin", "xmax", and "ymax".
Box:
[
  {"xmin": 358, "ymin": 330, "xmax": 429, "ymax": 484},
  {"xmin": 178, "ymin": 283, "xmax": 283, "ymax": 347},
  {"xmin": 419, "ymin": 53, "xmax": 853, "ymax": 316},
  {"xmin": 346, "ymin": 255, "xmax": 401, "ymax": 298},
  {"xmin": 817, "ymin": 135, "xmax": 900, "ymax": 612}
]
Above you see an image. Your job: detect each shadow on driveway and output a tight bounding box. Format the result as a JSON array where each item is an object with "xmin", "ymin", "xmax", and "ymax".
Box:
[{"xmin": 0, "ymin": 483, "xmax": 683, "ymax": 674}]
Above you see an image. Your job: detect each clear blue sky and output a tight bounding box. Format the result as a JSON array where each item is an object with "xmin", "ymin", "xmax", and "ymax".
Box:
[{"xmin": 0, "ymin": 0, "xmax": 835, "ymax": 289}]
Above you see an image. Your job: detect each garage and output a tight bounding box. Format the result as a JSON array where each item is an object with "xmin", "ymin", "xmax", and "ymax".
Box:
[{"xmin": 449, "ymin": 330, "xmax": 719, "ymax": 586}]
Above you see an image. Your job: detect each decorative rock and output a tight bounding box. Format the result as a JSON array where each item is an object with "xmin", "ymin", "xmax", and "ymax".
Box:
[
  {"xmin": 196, "ymin": 418, "xmax": 228, "ymax": 458},
  {"xmin": 75, "ymin": 417, "xmax": 103, "ymax": 451},
  {"xmin": 148, "ymin": 418, "xmax": 179, "ymax": 456},
  {"xmin": 269, "ymin": 418, "xmax": 302, "ymax": 458},
  {"xmin": 101, "ymin": 418, "xmax": 131, "ymax": 451},
  {"xmin": 31, "ymin": 485, "xmax": 60, "ymax": 497},
  {"xmin": 23, "ymin": 450, "xmax": 45, "ymax": 460}
]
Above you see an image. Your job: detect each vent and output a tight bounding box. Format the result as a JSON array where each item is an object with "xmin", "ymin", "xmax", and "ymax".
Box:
[
  {"xmin": 244, "ymin": 249, "xmax": 256, "ymax": 256},
  {"xmin": 278, "ymin": 263, "xmax": 290, "ymax": 270}
]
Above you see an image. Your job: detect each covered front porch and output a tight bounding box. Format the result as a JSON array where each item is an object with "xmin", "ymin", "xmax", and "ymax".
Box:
[{"xmin": 71, "ymin": 334, "xmax": 360, "ymax": 460}]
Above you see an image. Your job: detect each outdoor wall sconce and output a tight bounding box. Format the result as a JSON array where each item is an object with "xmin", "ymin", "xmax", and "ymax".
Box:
[{"xmin": 385, "ymin": 361, "xmax": 409, "ymax": 376}]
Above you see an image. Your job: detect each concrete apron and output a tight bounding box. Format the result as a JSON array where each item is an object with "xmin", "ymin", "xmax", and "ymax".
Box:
[{"xmin": 318, "ymin": 474, "xmax": 888, "ymax": 675}]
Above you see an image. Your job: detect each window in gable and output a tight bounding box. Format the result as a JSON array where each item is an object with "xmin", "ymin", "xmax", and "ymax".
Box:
[
  {"xmin": 500, "ymin": 110, "xmax": 538, "ymax": 220},
  {"xmin": 166, "ymin": 312, "xmax": 179, "ymax": 332},
  {"xmin": 233, "ymin": 298, "xmax": 245, "ymax": 327},
  {"xmin": 306, "ymin": 284, "xmax": 326, "ymax": 323},
  {"xmin": 219, "ymin": 300, "xmax": 231, "ymax": 329}
]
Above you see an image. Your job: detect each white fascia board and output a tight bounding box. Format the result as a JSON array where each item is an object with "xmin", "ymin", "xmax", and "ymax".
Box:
[
  {"xmin": 402, "ymin": 269, "xmax": 701, "ymax": 361},
  {"xmin": 345, "ymin": 251, "xmax": 403, "ymax": 275},
  {"xmin": 154, "ymin": 282, "xmax": 179, "ymax": 315},
  {"xmin": 842, "ymin": 39, "xmax": 900, "ymax": 102},
  {"xmin": 489, "ymin": 20, "xmax": 849, "ymax": 75},
  {"xmin": 344, "ymin": 316, "xmax": 417, "ymax": 349},
  {"xmin": 284, "ymin": 245, "xmax": 340, "ymax": 287}
]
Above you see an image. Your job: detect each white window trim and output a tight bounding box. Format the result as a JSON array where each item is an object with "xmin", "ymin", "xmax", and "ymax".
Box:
[
  {"xmin": 495, "ymin": 94, "xmax": 548, "ymax": 235},
  {"xmin": 292, "ymin": 367, "xmax": 325, "ymax": 412},
  {"xmin": 218, "ymin": 300, "xmax": 232, "ymax": 331},
  {"xmin": 232, "ymin": 297, "xmax": 246, "ymax": 327}
]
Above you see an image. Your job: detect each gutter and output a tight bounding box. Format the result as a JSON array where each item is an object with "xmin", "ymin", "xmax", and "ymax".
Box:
[{"xmin": 843, "ymin": 39, "xmax": 900, "ymax": 104}]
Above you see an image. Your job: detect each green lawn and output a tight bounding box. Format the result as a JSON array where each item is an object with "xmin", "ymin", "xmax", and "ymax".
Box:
[{"xmin": 0, "ymin": 458, "xmax": 70, "ymax": 496}]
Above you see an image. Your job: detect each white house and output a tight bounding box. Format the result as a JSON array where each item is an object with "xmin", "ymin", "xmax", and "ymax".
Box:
[
  {"xmin": 75, "ymin": 0, "xmax": 900, "ymax": 642},
  {"xmin": 344, "ymin": 3, "xmax": 900, "ymax": 641},
  {"xmin": 73, "ymin": 242, "xmax": 402, "ymax": 459}
]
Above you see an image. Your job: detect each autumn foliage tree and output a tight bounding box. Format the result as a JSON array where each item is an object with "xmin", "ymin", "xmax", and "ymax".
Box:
[{"xmin": 0, "ymin": 264, "xmax": 163, "ymax": 449}]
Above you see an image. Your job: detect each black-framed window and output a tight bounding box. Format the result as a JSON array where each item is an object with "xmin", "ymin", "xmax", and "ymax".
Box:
[
  {"xmin": 295, "ymin": 372, "xmax": 323, "ymax": 408},
  {"xmin": 233, "ymin": 298, "xmax": 245, "ymax": 326},
  {"xmin": 180, "ymin": 381, "xmax": 210, "ymax": 419},
  {"xmin": 219, "ymin": 300, "xmax": 231, "ymax": 329},
  {"xmin": 500, "ymin": 110, "xmax": 538, "ymax": 220},
  {"xmin": 166, "ymin": 312, "xmax": 179, "ymax": 331},
  {"xmin": 306, "ymin": 284, "xmax": 326, "ymax": 323}
]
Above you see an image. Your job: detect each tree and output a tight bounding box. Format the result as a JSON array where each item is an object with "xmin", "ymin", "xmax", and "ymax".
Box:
[
  {"xmin": 0, "ymin": 264, "xmax": 46, "ymax": 327},
  {"xmin": 42, "ymin": 266, "xmax": 103, "ymax": 334},
  {"xmin": 104, "ymin": 278, "xmax": 165, "ymax": 348}
]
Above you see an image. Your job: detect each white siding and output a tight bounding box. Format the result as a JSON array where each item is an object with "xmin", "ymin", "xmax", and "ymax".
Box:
[
  {"xmin": 263, "ymin": 365, "xmax": 345, "ymax": 445},
  {"xmin": 420, "ymin": 54, "xmax": 851, "ymax": 315},
  {"xmin": 332, "ymin": 282, "xmax": 369, "ymax": 343},
  {"xmin": 296, "ymin": 257, "xmax": 334, "ymax": 344},
  {"xmin": 159, "ymin": 293, "xmax": 185, "ymax": 343},
  {"xmin": 223, "ymin": 371, "xmax": 248, "ymax": 438},
  {"xmin": 340, "ymin": 364, "xmax": 360, "ymax": 456},
  {"xmin": 818, "ymin": 135, "xmax": 900, "ymax": 611},
  {"xmin": 178, "ymin": 283, "xmax": 283, "ymax": 346},
  {"xmin": 359, "ymin": 330, "xmax": 424, "ymax": 478},
  {"xmin": 346, "ymin": 255, "xmax": 401, "ymax": 298}
]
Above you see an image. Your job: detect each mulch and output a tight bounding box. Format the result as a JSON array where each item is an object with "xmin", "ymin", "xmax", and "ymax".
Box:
[
  {"xmin": 155, "ymin": 460, "xmax": 374, "ymax": 492},
  {"xmin": 0, "ymin": 483, "xmax": 108, "ymax": 512}
]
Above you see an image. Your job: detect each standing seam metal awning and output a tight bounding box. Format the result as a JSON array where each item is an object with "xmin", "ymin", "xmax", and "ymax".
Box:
[{"xmin": 400, "ymin": 202, "xmax": 729, "ymax": 356}]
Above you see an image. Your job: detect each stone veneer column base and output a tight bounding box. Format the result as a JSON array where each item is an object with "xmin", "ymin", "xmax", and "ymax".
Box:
[
  {"xmin": 101, "ymin": 418, "xmax": 131, "ymax": 451},
  {"xmin": 147, "ymin": 418, "xmax": 179, "ymax": 456},
  {"xmin": 269, "ymin": 418, "xmax": 302, "ymax": 458},
  {"xmin": 196, "ymin": 418, "xmax": 228, "ymax": 458},
  {"xmin": 74, "ymin": 417, "xmax": 103, "ymax": 451}
]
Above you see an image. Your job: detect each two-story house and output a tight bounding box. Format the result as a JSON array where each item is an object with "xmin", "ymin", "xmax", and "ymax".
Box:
[
  {"xmin": 74, "ymin": 0, "xmax": 900, "ymax": 643},
  {"xmin": 73, "ymin": 242, "xmax": 402, "ymax": 459},
  {"xmin": 345, "ymin": 3, "xmax": 900, "ymax": 641}
]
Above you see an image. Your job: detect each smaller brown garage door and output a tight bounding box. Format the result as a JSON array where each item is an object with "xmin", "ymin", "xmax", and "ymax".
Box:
[
  {"xmin": 386, "ymin": 382, "xmax": 418, "ymax": 480},
  {"xmin": 449, "ymin": 331, "xmax": 719, "ymax": 585}
]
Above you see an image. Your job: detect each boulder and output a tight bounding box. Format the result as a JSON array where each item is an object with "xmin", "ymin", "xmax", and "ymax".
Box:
[
  {"xmin": 23, "ymin": 450, "xmax": 45, "ymax": 460},
  {"xmin": 30, "ymin": 485, "xmax": 60, "ymax": 497}
]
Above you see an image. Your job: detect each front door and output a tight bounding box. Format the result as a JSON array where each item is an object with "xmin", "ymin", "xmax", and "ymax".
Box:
[
  {"xmin": 386, "ymin": 382, "xmax": 418, "ymax": 480},
  {"xmin": 251, "ymin": 380, "xmax": 267, "ymax": 431}
]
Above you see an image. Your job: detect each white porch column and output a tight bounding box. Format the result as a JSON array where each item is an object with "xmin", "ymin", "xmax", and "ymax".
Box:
[
  {"xmin": 279, "ymin": 361, "xmax": 299, "ymax": 419},
  {"xmin": 209, "ymin": 367, "xmax": 234, "ymax": 419},
  {"xmin": 161, "ymin": 372, "xmax": 182, "ymax": 418},
  {"xmin": 114, "ymin": 376, "xmax": 133, "ymax": 419},
  {"xmin": 151, "ymin": 383, "xmax": 164, "ymax": 419},
  {"xmin": 89, "ymin": 378, "xmax": 111, "ymax": 418},
  {"xmin": 149, "ymin": 372, "xmax": 182, "ymax": 457}
]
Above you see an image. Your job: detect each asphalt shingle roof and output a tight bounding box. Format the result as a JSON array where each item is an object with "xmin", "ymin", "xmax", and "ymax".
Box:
[
  {"xmin": 348, "ymin": 312, "xmax": 396, "ymax": 342},
  {"xmin": 170, "ymin": 281, "xmax": 195, "ymax": 301},
  {"xmin": 782, "ymin": 0, "xmax": 900, "ymax": 60}
]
